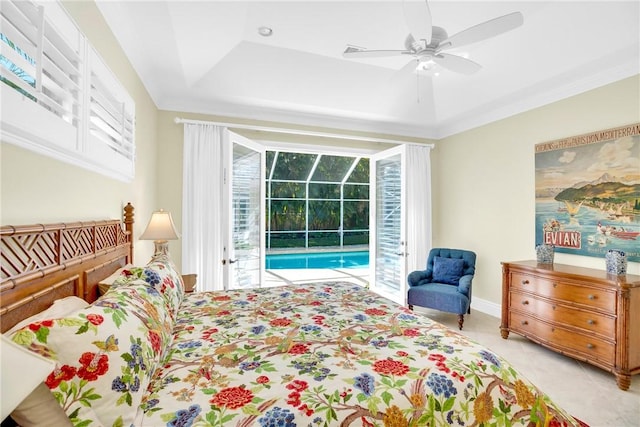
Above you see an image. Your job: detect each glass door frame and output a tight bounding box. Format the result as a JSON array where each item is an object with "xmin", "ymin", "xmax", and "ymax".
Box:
[
  {"xmin": 369, "ymin": 144, "xmax": 407, "ymax": 305},
  {"xmin": 223, "ymin": 131, "xmax": 266, "ymax": 290}
]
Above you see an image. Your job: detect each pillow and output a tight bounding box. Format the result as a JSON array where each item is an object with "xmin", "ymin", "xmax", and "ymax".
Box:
[
  {"xmin": 98, "ymin": 265, "xmax": 143, "ymax": 295},
  {"xmin": 98, "ymin": 264, "xmax": 133, "ymax": 285},
  {"xmin": 143, "ymin": 258, "xmax": 185, "ymax": 319},
  {"xmin": 99, "ymin": 264, "xmax": 146, "ymax": 287},
  {"xmin": 11, "ymin": 383, "xmax": 72, "ymax": 427},
  {"xmin": 6, "ymin": 296, "xmax": 88, "ymax": 426},
  {"xmin": 9, "ymin": 281, "xmax": 174, "ymax": 426},
  {"xmin": 6, "ymin": 296, "xmax": 89, "ymax": 335},
  {"xmin": 432, "ymin": 256, "xmax": 464, "ymax": 285}
]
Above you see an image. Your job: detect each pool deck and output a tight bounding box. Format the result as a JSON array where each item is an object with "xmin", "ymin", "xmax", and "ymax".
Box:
[{"xmin": 264, "ymin": 267, "xmax": 369, "ymax": 287}]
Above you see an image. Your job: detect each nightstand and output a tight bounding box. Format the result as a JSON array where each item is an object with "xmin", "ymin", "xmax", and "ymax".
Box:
[{"xmin": 182, "ymin": 274, "xmax": 197, "ymax": 293}]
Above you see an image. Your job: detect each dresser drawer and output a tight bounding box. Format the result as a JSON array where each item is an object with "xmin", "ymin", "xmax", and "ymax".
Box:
[
  {"xmin": 510, "ymin": 272, "xmax": 615, "ymax": 313},
  {"xmin": 509, "ymin": 291, "xmax": 615, "ymax": 337},
  {"xmin": 510, "ymin": 312, "xmax": 615, "ymax": 363}
]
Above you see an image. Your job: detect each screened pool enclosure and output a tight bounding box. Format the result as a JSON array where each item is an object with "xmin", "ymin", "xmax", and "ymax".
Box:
[{"xmin": 265, "ymin": 151, "xmax": 370, "ymax": 249}]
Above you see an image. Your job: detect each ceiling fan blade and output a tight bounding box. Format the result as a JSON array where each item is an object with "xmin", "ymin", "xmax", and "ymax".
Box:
[
  {"xmin": 343, "ymin": 46, "xmax": 410, "ymax": 58},
  {"xmin": 403, "ymin": 0, "xmax": 432, "ymax": 45},
  {"xmin": 440, "ymin": 11, "xmax": 523, "ymax": 50},
  {"xmin": 433, "ymin": 53, "xmax": 481, "ymax": 74}
]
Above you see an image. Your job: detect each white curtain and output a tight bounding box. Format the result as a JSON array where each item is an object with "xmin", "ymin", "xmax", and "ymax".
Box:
[
  {"xmin": 405, "ymin": 144, "xmax": 432, "ymax": 274},
  {"xmin": 182, "ymin": 123, "xmax": 227, "ymax": 291}
]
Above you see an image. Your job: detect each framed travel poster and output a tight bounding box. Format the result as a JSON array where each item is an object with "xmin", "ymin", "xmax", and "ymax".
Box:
[{"xmin": 535, "ymin": 123, "xmax": 640, "ymax": 263}]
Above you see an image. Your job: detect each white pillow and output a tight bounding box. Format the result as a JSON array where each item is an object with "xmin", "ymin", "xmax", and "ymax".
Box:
[
  {"xmin": 10, "ymin": 383, "xmax": 72, "ymax": 427},
  {"xmin": 6, "ymin": 296, "xmax": 89, "ymax": 335},
  {"xmin": 5, "ymin": 297, "xmax": 87, "ymax": 427}
]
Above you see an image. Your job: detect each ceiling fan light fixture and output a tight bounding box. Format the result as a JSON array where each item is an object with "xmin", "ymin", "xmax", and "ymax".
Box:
[
  {"xmin": 419, "ymin": 58, "xmax": 436, "ymax": 69},
  {"xmin": 417, "ymin": 60, "xmax": 440, "ymax": 77}
]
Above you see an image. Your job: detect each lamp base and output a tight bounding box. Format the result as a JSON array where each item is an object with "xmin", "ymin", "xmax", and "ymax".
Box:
[
  {"xmin": 150, "ymin": 240, "xmax": 171, "ymax": 262},
  {"xmin": 149, "ymin": 240, "xmax": 180, "ymax": 279}
]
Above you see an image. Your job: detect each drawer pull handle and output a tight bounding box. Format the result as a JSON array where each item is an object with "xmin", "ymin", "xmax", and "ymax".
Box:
[
  {"xmin": 552, "ymin": 305, "xmax": 556, "ymax": 310},
  {"xmin": 520, "ymin": 320, "xmax": 528, "ymax": 326},
  {"xmin": 588, "ymin": 294, "xmax": 595, "ymax": 300},
  {"xmin": 586, "ymin": 343, "xmax": 594, "ymax": 349},
  {"xmin": 587, "ymin": 319, "xmax": 595, "ymax": 325},
  {"xmin": 521, "ymin": 300, "xmax": 529, "ymax": 305},
  {"xmin": 552, "ymin": 282, "xmax": 557, "ymax": 288},
  {"xmin": 521, "ymin": 279, "xmax": 529, "ymax": 285}
]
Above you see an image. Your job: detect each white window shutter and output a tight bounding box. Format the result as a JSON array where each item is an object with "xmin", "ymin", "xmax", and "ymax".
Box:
[
  {"xmin": 86, "ymin": 46, "xmax": 135, "ymax": 180},
  {"xmin": 0, "ymin": 0, "xmax": 135, "ymax": 182}
]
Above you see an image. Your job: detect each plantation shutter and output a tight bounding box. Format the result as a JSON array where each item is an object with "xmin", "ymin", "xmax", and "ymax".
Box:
[
  {"xmin": 1, "ymin": 0, "xmax": 135, "ymax": 182},
  {"xmin": 0, "ymin": 0, "xmax": 83, "ymax": 152},
  {"xmin": 86, "ymin": 47, "xmax": 135, "ymax": 179}
]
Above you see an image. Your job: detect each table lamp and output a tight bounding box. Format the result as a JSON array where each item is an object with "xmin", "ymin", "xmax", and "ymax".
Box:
[
  {"xmin": 1, "ymin": 334, "xmax": 56, "ymax": 421},
  {"xmin": 139, "ymin": 209, "xmax": 180, "ymax": 260}
]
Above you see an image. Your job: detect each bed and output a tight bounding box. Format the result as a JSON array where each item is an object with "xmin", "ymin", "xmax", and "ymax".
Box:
[{"xmin": 1, "ymin": 205, "xmax": 586, "ymax": 426}]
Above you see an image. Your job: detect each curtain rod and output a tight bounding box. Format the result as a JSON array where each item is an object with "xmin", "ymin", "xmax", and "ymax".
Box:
[{"xmin": 174, "ymin": 117, "xmax": 434, "ymax": 148}]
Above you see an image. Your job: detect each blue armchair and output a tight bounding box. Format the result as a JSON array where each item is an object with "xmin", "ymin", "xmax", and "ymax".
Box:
[{"xmin": 407, "ymin": 248, "xmax": 476, "ymax": 330}]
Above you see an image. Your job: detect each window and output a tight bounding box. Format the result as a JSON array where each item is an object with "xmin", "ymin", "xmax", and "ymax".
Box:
[
  {"xmin": 0, "ymin": 0, "xmax": 135, "ymax": 181},
  {"xmin": 265, "ymin": 151, "xmax": 369, "ymax": 249}
]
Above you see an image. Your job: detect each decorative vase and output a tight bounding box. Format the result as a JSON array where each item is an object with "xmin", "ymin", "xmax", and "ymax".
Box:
[
  {"xmin": 535, "ymin": 244, "xmax": 554, "ymax": 264},
  {"xmin": 606, "ymin": 250, "xmax": 627, "ymax": 275}
]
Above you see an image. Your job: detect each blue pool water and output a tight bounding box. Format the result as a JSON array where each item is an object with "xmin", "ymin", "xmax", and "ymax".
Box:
[{"xmin": 266, "ymin": 251, "xmax": 369, "ymax": 269}]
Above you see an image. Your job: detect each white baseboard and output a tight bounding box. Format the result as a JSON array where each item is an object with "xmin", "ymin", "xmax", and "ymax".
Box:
[{"xmin": 471, "ymin": 297, "xmax": 501, "ymax": 319}]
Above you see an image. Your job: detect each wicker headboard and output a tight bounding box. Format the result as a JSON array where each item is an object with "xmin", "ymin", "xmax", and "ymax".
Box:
[{"xmin": 0, "ymin": 203, "xmax": 135, "ymax": 333}]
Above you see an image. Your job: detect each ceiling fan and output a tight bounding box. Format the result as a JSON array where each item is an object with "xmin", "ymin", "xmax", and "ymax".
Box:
[{"xmin": 343, "ymin": 0, "xmax": 523, "ymax": 75}]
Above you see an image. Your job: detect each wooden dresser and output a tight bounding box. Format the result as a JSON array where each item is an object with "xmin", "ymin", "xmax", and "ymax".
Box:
[{"xmin": 500, "ymin": 260, "xmax": 640, "ymax": 390}]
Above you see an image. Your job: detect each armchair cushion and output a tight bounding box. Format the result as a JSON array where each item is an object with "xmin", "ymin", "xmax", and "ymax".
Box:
[
  {"xmin": 432, "ymin": 256, "xmax": 464, "ymax": 285},
  {"xmin": 407, "ymin": 284, "xmax": 470, "ymax": 314}
]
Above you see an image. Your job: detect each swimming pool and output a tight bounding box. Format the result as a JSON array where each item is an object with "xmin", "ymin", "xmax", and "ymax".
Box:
[{"xmin": 266, "ymin": 251, "xmax": 369, "ymax": 269}]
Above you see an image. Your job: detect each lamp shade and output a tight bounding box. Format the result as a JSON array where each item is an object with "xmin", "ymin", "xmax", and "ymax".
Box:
[
  {"xmin": 139, "ymin": 209, "xmax": 179, "ymax": 241},
  {"xmin": 1, "ymin": 334, "xmax": 56, "ymax": 420}
]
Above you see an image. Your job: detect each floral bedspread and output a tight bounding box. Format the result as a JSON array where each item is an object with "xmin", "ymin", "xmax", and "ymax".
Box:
[{"xmin": 136, "ymin": 282, "xmax": 580, "ymax": 427}]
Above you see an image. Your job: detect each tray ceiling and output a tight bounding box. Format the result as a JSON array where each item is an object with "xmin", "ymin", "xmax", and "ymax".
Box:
[{"xmin": 95, "ymin": 1, "xmax": 640, "ymax": 139}]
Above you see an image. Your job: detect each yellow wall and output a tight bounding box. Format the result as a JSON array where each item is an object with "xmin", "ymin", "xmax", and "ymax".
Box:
[
  {"xmin": 434, "ymin": 75, "xmax": 640, "ymax": 305},
  {"xmin": 0, "ymin": 0, "xmax": 158, "ymax": 263}
]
